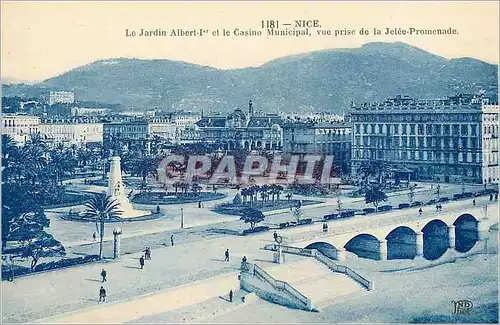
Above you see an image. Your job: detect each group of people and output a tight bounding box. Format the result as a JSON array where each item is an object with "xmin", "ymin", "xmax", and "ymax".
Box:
[{"xmin": 490, "ymin": 193, "xmax": 498, "ymax": 201}]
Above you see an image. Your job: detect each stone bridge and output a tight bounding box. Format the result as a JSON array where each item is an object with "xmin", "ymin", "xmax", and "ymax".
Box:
[{"xmin": 291, "ymin": 201, "xmax": 498, "ymax": 262}]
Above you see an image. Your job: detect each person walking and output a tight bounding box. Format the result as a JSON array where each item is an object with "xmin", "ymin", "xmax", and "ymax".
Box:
[
  {"xmin": 273, "ymin": 231, "xmax": 278, "ymax": 242},
  {"xmin": 93, "ymin": 232, "xmax": 97, "ymax": 242},
  {"xmin": 99, "ymin": 286, "xmax": 106, "ymax": 302},
  {"xmin": 139, "ymin": 255, "xmax": 145, "ymax": 269},
  {"xmin": 229, "ymin": 289, "xmax": 233, "ymax": 303},
  {"xmin": 170, "ymin": 234, "xmax": 174, "ymax": 246},
  {"xmin": 473, "ymin": 199, "xmax": 476, "ymax": 206},
  {"xmin": 490, "ymin": 193, "xmax": 493, "ymax": 201},
  {"xmin": 224, "ymin": 249, "xmax": 230, "ymax": 262},
  {"xmin": 418, "ymin": 208, "xmax": 423, "ymax": 216},
  {"xmin": 100, "ymin": 268, "xmax": 107, "ymax": 282}
]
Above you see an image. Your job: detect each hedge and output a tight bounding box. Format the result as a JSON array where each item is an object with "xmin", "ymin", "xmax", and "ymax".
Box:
[
  {"xmin": 363, "ymin": 208, "xmax": 376, "ymax": 214},
  {"xmin": 298, "ymin": 218, "xmax": 312, "ymax": 225},
  {"xmin": 438, "ymin": 197, "xmax": 450, "ymax": 202},
  {"xmin": 340, "ymin": 210, "xmax": 356, "ymax": 218},
  {"xmin": 411, "ymin": 201, "xmax": 423, "ymax": 207},
  {"xmin": 2, "ymin": 254, "xmax": 100, "ymax": 281},
  {"xmin": 323, "ymin": 213, "xmax": 338, "ymax": 221},
  {"xmin": 378, "ymin": 205, "xmax": 393, "ymax": 212},
  {"xmin": 398, "ymin": 203, "xmax": 410, "ymax": 209},
  {"xmin": 242, "ymin": 226, "xmax": 269, "ymax": 235}
]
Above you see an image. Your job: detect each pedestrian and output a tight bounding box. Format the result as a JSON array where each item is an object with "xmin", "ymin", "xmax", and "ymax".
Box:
[
  {"xmin": 144, "ymin": 247, "xmax": 151, "ymax": 260},
  {"xmin": 229, "ymin": 289, "xmax": 233, "ymax": 302},
  {"xmin": 100, "ymin": 268, "xmax": 107, "ymax": 282},
  {"xmin": 156, "ymin": 205, "xmax": 160, "ymax": 214},
  {"xmin": 418, "ymin": 208, "xmax": 423, "ymax": 216},
  {"xmin": 273, "ymin": 231, "xmax": 278, "ymax": 242},
  {"xmin": 490, "ymin": 193, "xmax": 493, "ymax": 201},
  {"xmin": 224, "ymin": 249, "xmax": 230, "ymax": 262},
  {"xmin": 139, "ymin": 255, "xmax": 145, "ymax": 269},
  {"xmin": 99, "ymin": 286, "xmax": 106, "ymax": 302},
  {"xmin": 473, "ymin": 199, "xmax": 476, "ymax": 206},
  {"xmin": 93, "ymin": 232, "xmax": 97, "ymax": 242},
  {"xmin": 495, "ymin": 193, "xmax": 498, "ymax": 201},
  {"xmin": 170, "ymin": 234, "xmax": 174, "ymax": 246},
  {"xmin": 198, "ymin": 201, "xmax": 201, "ymax": 208}
]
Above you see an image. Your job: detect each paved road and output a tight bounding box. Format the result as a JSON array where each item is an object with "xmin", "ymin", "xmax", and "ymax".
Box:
[{"xmin": 2, "ymin": 183, "xmax": 494, "ymax": 323}]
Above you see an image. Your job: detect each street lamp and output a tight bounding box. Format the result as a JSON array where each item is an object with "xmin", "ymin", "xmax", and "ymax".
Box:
[{"xmin": 180, "ymin": 207, "xmax": 184, "ymax": 228}]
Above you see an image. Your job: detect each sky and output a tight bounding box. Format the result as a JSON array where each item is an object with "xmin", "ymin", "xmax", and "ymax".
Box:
[{"xmin": 2, "ymin": 1, "xmax": 499, "ymax": 82}]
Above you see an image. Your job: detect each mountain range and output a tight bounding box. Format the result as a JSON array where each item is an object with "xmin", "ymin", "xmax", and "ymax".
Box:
[{"xmin": 2, "ymin": 42, "xmax": 498, "ymax": 113}]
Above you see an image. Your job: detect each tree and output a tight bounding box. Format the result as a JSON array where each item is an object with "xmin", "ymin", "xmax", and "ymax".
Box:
[
  {"xmin": 336, "ymin": 197, "xmax": 343, "ymax": 212},
  {"xmin": 365, "ymin": 186, "xmax": 387, "ymax": 212},
  {"xmin": 82, "ymin": 193, "xmax": 122, "ymax": 259},
  {"xmin": 408, "ymin": 184, "xmax": 416, "ymax": 204},
  {"xmin": 131, "ymin": 155, "xmax": 159, "ymax": 185},
  {"xmin": 292, "ymin": 206, "xmax": 301, "ymax": 222},
  {"xmin": 191, "ymin": 183, "xmax": 202, "ymax": 196},
  {"xmin": 21, "ymin": 232, "xmax": 65, "ymax": 271},
  {"xmin": 233, "ymin": 193, "xmax": 242, "ymax": 205},
  {"xmin": 239, "ymin": 208, "xmax": 265, "ymax": 229}
]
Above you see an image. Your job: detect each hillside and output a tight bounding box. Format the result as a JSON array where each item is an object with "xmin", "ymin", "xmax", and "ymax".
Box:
[{"xmin": 3, "ymin": 42, "xmax": 497, "ymax": 113}]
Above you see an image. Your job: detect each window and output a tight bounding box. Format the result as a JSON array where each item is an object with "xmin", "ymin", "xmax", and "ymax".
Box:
[
  {"xmin": 402, "ymin": 124, "xmax": 407, "ymax": 135},
  {"xmin": 461, "ymin": 125, "xmax": 468, "ymax": 136},
  {"xmin": 410, "ymin": 124, "xmax": 415, "ymax": 135},
  {"xmin": 418, "ymin": 125, "xmax": 424, "ymax": 135}
]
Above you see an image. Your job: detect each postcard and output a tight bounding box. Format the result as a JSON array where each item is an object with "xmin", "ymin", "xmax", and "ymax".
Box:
[{"xmin": 1, "ymin": 1, "xmax": 498, "ymax": 323}]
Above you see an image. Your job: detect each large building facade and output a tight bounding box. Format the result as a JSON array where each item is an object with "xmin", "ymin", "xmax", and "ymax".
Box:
[
  {"xmin": 48, "ymin": 91, "xmax": 75, "ymax": 106},
  {"xmin": 2, "ymin": 114, "xmax": 41, "ymax": 145},
  {"xmin": 39, "ymin": 117, "xmax": 104, "ymax": 146},
  {"xmin": 195, "ymin": 101, "xmax": 284, "ymax": 151},
  {"xmin": 350, "ymin": 94, "xmax": 499, "ymax": 184},
  {"xmin": 282, "ymin": 120, "xmax": 352, "ymax": 175}
]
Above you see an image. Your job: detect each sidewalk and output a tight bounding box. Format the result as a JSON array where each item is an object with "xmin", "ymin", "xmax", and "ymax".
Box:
[{"xmin": 35, "ymin": 272, "xmax": 240, "ymax": 324}]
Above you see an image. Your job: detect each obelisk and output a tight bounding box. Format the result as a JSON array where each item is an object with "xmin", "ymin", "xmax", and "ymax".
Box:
[{"xmin": 107, "ymin": 156, "xmax": 135, "ymax": 215}]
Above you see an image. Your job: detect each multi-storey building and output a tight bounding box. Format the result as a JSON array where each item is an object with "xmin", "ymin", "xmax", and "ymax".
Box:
[
  {"xmin": 350, "ymin": 94, "xmax": 499, "ymax": 184},
  {"xmin": 282, "ymin": 120, "xmax": 352, "ymax": 174},
  {"xmin": 103, "ymin": 120, "xmax": 150, "ymax": 152},
  {"xmin": 71, "ymin": 107, "xmax": 111, "ymax": 116},
  {"xmin": 48, "ymin": 91, "xmax": 75, "ymax": 106},
  {"xmin": 2, "ymin": 114, "xmax": 41, "ymax": 145},
  {"xmin": 39, "ymin": 117, "xmax": 103, "ymax": 146},
  {"xmin": 195, "ymin": 101, "xmax": 283, "ymax": 151}
]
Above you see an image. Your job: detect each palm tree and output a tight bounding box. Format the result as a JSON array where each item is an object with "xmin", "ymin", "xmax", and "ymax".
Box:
[
  {"xmin": 82, "ymin": 193, "xmax": 122, "ymax": 259},
  {"xmin": 191, "ymin": 183, "xmax": 202, "ymax": 196},
  {"xmin": 131, "ymin": 155, "xmax": 159, "ymax": 186}
]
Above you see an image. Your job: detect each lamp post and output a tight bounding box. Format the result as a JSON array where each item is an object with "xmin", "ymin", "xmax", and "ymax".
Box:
[
  {"xmin": 112, "ymin": 227, "xmax": 122, "ymax": 259},
  {"xmin": 180, "ymin": 207, "xmax": 184, "ymax": 228}
]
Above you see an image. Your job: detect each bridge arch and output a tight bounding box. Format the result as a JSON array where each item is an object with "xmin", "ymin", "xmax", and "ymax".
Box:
[
  {"xmin": 305, "ymin": 242, "xmax": 339, "ymax": 260},
  {"xmin": 385, "ymin": 226, "xmax": 418, "ymax": 260},
  {"xmin": 344, "ymin": 233, "xmax": 382, "ymax": 260},
  {"xmin": 422, "ymin": 219, "xmax": 449, "ymax": 260},
  {"xmin": 453, "ymin": 213, "xmax": 479, "ymax": 253}
]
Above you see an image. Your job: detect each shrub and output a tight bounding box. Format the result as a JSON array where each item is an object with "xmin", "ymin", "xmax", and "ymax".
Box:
[
  {"xmin": 427, "ymin": 199, "xmax": 437, "ymax": 205},
  {"xmin": 298, "ymin": 218, "xmax": 312, "ymax": 225},
  {"xmin": 2, "ymin": 254, "xmax": 100, "ymax": 281},
  {"xmin": 411, "ymin": 201, "xmax": 423, "ymax": 207},
  {"xmin": 363, "ymin": 208, "xmax": 376, "ymax": 214},
  {"xmin": 398, "ymin": 203, "xmax": 410, "ymax": 209},
  {"xmin": 242, "ymin": 226, "xmax": 269, "ymax": 235},
  {"xmin": 438, "ymin": 197, "xmax": 449, "ymax": 202},
  {"xmin": 340, "ymin": 210, "xmax": 356, "ymax": 218},
  {"xmin": 453, "ymin": 194, "xmax": 464, "ymax": 200},
  {"xmin": 279, "ymin": 222, "xmax": 289, "ymax": 229},
  {"xmin": 378, "ymin": 205, "xmax": 392, "ymax": 212},
  {"xmin": 323, "ymin": 214, "xmax": 338, "ymax": 221}
]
